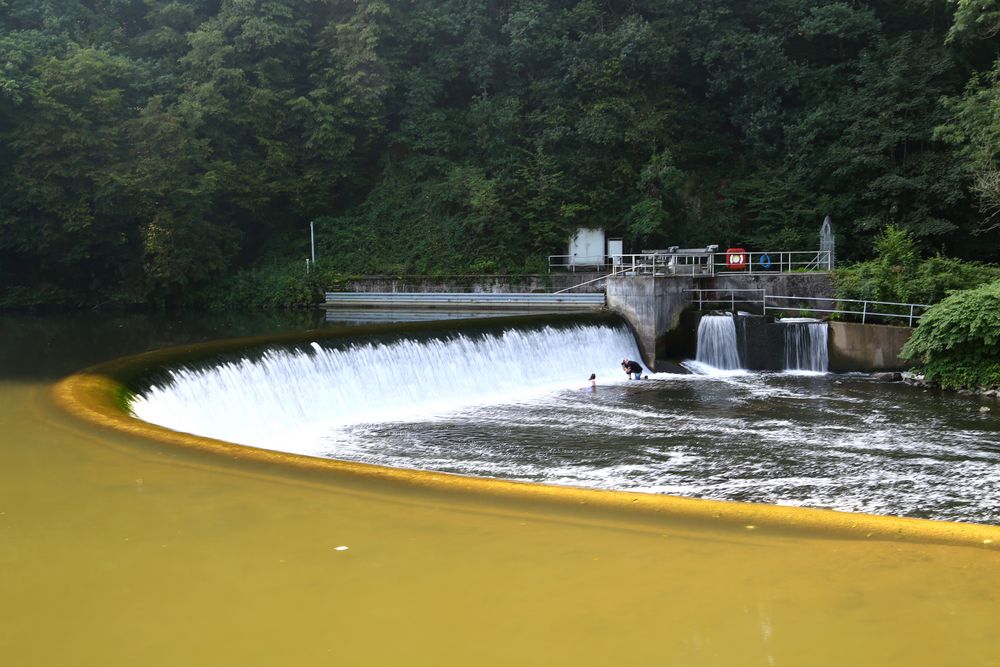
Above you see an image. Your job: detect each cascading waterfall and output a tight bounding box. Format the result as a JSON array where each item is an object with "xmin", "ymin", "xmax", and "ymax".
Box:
[
  {"xmin": 695, "ymin": 314, "xmax": 743, "ymax": 371},
  {"xmin": 782, "ymin": 319, "xmax": 829, "ymax": 372},
  {"xmin": 130, "ymin": 324, "xmax": 642, "ymax": 452}
]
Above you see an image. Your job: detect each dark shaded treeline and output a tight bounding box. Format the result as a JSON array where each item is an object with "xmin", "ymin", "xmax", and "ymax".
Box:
[{"xmin": 1, "ymin": 0, "xmax": 999, "ymax": 307}]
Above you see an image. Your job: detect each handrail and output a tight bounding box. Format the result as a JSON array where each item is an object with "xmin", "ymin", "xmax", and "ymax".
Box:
[
  {"xmin": 764, "ymin": 295, "xmax": 931, "ymax": 327},
  {"xmin": 686, "ymin": 288, "xmax": 932, "ymax": 327},
  {"xmin": 684, "ymin": 288, "xmax": 766, "ymax": 313},
  {"xmin": 549, "ymin": 250, "xmax": 832, "ymax": 275},
  {"xmin": 553, "ymin": 264, "xmax": 629, "ymax": 294}
]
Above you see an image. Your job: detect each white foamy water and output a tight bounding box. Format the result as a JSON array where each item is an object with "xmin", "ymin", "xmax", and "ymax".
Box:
[
  {"xmin": 130, "ymin": 323, "xmax": 1000, "ymax": 524},
  {"xmin": 781, "ymin": 320, "xmax": 828, "ymax": 372},
  {"xmin": 695, "ymin": 315, "xmax": 743, "ymax": 371},
  {"xmin": 130, "ymin": 324, "xmax": 643, "ymax": 452}
]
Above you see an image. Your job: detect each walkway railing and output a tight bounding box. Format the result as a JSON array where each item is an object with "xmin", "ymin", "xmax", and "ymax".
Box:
[
  {"xmin": 686, "ymin": 288, "xmax": 931, "ymax": 327},
  {"xmin": 548, "ymin": 250, "xmax": 832, "ymax": 275}
]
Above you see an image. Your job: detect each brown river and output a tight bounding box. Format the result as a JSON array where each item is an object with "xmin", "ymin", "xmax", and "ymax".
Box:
[{"xmin": 2, "ymin": 311, "xmax": 998, "ymax": 666}]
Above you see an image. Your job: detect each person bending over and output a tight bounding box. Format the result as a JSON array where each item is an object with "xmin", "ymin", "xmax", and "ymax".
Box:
[{"xmin": 621, "ymin": 358, "xmax": 644, "ymax": 380}]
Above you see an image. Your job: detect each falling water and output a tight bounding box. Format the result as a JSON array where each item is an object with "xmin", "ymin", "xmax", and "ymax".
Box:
[
  {"xmin": 695, "ymin": 315, "xmax": 743, "ymax": 371},
  {"xmin": 782, "ymin": 319, "xmax": 829, "ymax": 372},
  {"xmin": 130, "ymin": 324, "xmax": 642, "ymax": 451}
]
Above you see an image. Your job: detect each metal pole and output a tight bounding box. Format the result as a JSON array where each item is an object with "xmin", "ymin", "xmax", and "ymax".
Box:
[
  {"xmin": 310, "ymin": 221, "xmax": 316, "ymax": 266},
  {"xmin": 862, "ymin": 301, "xmax": 867, "ymax": 324}
]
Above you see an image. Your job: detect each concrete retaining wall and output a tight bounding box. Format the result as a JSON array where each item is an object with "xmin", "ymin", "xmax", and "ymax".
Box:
[
  {"xmin": 706, "ymin": 273, "xmax": 835, "ymax": 300},
  {"xmin": 606, "ymin": 273, "xmax": 835, "ymax": 368},
  {"xmin": 828, "ymin": 321, "xmax": 914, "ymax": 372}
]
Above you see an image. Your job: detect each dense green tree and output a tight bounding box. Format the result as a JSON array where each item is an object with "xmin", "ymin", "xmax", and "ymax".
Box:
[{"xmin": 2, "ymin": 0, "xmax": 1000, "ymax": 306}]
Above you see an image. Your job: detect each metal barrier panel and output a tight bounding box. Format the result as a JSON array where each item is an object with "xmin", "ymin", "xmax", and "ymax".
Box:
[{"xmin": 324, "ymin": 292, "xmax": 606, "ymax": 308}]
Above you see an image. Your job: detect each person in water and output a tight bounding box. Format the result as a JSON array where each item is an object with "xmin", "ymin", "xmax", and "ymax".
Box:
[
  {"xmin": 621, "ymin": 358, "xmax": 644, "ymax": 380},
  {"xmin": 585, "ymin": 373, "xmax": 597, "ymax": 391}
]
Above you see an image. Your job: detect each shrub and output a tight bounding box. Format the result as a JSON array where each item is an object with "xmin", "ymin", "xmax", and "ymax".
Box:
[
  {"xmin": 835, "ymin": 225, "xmax": 1000, "ymax": 304},
  {"xmin": 900, "ymin": 279, "xmax": 1000, "ymax": 389},
  {"xmin": 185, "ymin": 260, "xmax": 343, "ymax": 310}
]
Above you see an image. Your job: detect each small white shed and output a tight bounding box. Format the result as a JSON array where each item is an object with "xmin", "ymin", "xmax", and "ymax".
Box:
[{"xmin": 568, "ymin": 228, "xmax": 606, "ymax": 267}]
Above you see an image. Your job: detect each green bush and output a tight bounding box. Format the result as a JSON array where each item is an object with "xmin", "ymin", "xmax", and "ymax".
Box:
[
  {"xmin": 185, "ymin": 260, "xmax": 348, "ymax": 310},
  {"xmin": 900, "ymin": 279, "xmax": 1000, "ymax": 389},
  {"xmin": 835, "ymin": 225, "xmax": 1000, "ymax": 304}
]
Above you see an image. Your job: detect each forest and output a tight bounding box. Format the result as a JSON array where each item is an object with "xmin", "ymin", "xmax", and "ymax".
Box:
[{"xmin": 2, "ymin": 0, "xmax": 1000, "ymax": 308}]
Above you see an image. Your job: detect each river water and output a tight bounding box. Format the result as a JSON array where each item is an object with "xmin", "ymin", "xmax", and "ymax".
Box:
[
  {"xmin": 2, "ymin": 311, "xmax": 1000, "ymax": 666},
  {"xmin": 130, "ymin": 319, "xmax": 1000, "ymax": 525}
]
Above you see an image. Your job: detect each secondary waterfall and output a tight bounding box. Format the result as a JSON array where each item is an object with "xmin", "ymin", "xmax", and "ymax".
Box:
[
  {"xmin": 130, "ymin": 324, "xmax": 642, "ymax": 451},
  {"xmin": 782, "ymin": 319, "xmax": 829, "ymax": 372},
  {"xmin": 695, "ymin": 314, "xmax": 742, "ymax": 371}
]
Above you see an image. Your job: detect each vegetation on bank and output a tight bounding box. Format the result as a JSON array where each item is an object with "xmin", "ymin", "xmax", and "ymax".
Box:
[
  {"xmin": 900, "ymin": 279, "xmax": 1000, "ymax": 390},
  {"xmin": 830, "ymin": 225, "xmax": 1000, "ymax": 390},
  {"xmin": 833, "ymin": 226, "xmax": 1000, "ymax": 306},
  {"xmin": 3, "ymin": 1, "xmax": 1000, "ymax": 308}
]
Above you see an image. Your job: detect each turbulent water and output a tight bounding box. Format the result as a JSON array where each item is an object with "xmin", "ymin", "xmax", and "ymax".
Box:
[{"xmin": 130, "ymin": 323, "xmax": 1000, "ymax": 524}]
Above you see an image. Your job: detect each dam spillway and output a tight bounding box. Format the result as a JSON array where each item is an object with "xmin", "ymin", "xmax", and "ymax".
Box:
[
  {"xmin": 128, "ymin": 320, "xmax": 1000, "ymax": 526},
  {"xmin": 131, "ymin": 323, "xmax": 643, "ymax": 450}
]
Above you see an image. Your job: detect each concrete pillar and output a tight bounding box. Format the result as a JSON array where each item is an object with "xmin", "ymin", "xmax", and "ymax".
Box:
[{"xmin": 606, "ymin": 276, "xmax": 695, "ymax": 369}]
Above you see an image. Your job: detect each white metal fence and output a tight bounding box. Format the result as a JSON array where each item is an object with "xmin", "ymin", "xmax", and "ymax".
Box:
[
  {"xmin": 687, "ymin": 288, "xmax": 931, "ymax": 327},
  {"xmin": 548, "ymin": 250, "xmax": 832, "ymax": 275}
]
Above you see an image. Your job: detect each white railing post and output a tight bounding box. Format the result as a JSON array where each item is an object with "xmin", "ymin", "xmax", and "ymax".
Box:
[{"xmin": 862, "ymin": 301, "xmax": 867, "ymax": 324}]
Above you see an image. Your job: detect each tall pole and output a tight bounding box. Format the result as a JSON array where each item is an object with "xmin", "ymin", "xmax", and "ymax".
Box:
[{"xmin": 310, "ymin": 220, "xmax": 316, "ymax": 266}]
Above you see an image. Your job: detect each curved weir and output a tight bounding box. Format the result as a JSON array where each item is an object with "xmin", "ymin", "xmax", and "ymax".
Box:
[
  {"xmin": 35, "ymin": 313, "xmax": 1000, "ymax": 665},
  {"xmin": 124, "ymin": 320, "xmax": 1000, "ymax": 526},
  {"xmin": 131, "ymin": 323, "xmax": 642, "ymax": 450}
]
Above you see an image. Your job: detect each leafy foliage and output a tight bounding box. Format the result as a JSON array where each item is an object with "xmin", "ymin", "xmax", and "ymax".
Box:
[
  {"xmin": 834, "ymin": 225, "xmax": 1000, "ymax": 304},
  {"xmin": 900, "ymin": 279, "xmax": 1000, "ymax": 389},
  {"xmin": 2, "ymin": 0, "xmax": 1000, "ymax": 307}
]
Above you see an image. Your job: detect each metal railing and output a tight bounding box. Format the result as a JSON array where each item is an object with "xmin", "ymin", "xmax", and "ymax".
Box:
[
  {"xmin": 764, "ymin": 295, "xmax": 931, "ymax": 327},
  {"xmin": 548, "ymin": 250, "xmax": 832, "ymax": 275},
  {"xmin": 686, "ymin": 289, "xmax": 932, "ymax": 327},
  {"xmin": 686, "ymin": 288, "xmax": 767, "ymax": 313},
  {"xmin": 553, "ymin": 264, "xmax": 631, "ymax": 294}
]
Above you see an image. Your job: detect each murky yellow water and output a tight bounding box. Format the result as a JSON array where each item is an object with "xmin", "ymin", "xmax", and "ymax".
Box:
[{"xmin": 2, "ymin": 316, "xmax": 1000, "ymax": 666}]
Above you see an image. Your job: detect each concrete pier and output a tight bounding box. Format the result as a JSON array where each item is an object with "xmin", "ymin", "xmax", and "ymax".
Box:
[{"xmin": 606, "ymin": 273, "xmax": 835, "ymax": 368}]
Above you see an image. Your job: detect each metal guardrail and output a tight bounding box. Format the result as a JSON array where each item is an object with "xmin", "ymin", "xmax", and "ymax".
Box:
[
  {"xmin": 324, "ymin": 292, "xmax": 606, "ymax": 309},
  {"xmin": 549, "ymin": 250, "xmax": 832, "ymax": 275},
  {"xmin": 765, "ymin": 295, "xmax": 931, "ymax": 327},
  {"xmin": 688, "ymin": 288, "xmax": 767, "ymax": 313},
  {"xmin": 686, "ymin": 289, "xmax": 931, "ymax": 327}
]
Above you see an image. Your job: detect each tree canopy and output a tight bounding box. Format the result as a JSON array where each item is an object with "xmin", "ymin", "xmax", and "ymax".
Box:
[{"xmin": 2, "ymin": 0, "xmax": 999, "ymax": 306}]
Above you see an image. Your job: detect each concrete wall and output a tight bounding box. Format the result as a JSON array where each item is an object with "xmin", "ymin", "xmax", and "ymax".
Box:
[
  {"xmin": 606, "ymin": 273, "xmax": 834, "ymax": 368},
  {"xmin": 344, "ymin": 273, "xmax": 608, "ymax": 294},
  {"xmin": 828, "ymin": 321, "xmax": 914, "ymax": 372},
  {"xmin": 606, "ymin": 276, "xmax": 696, "ymax": 368},
  {"xmin": 703, "ymin": 273, "xmax": 835, "ymax": 310}
]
